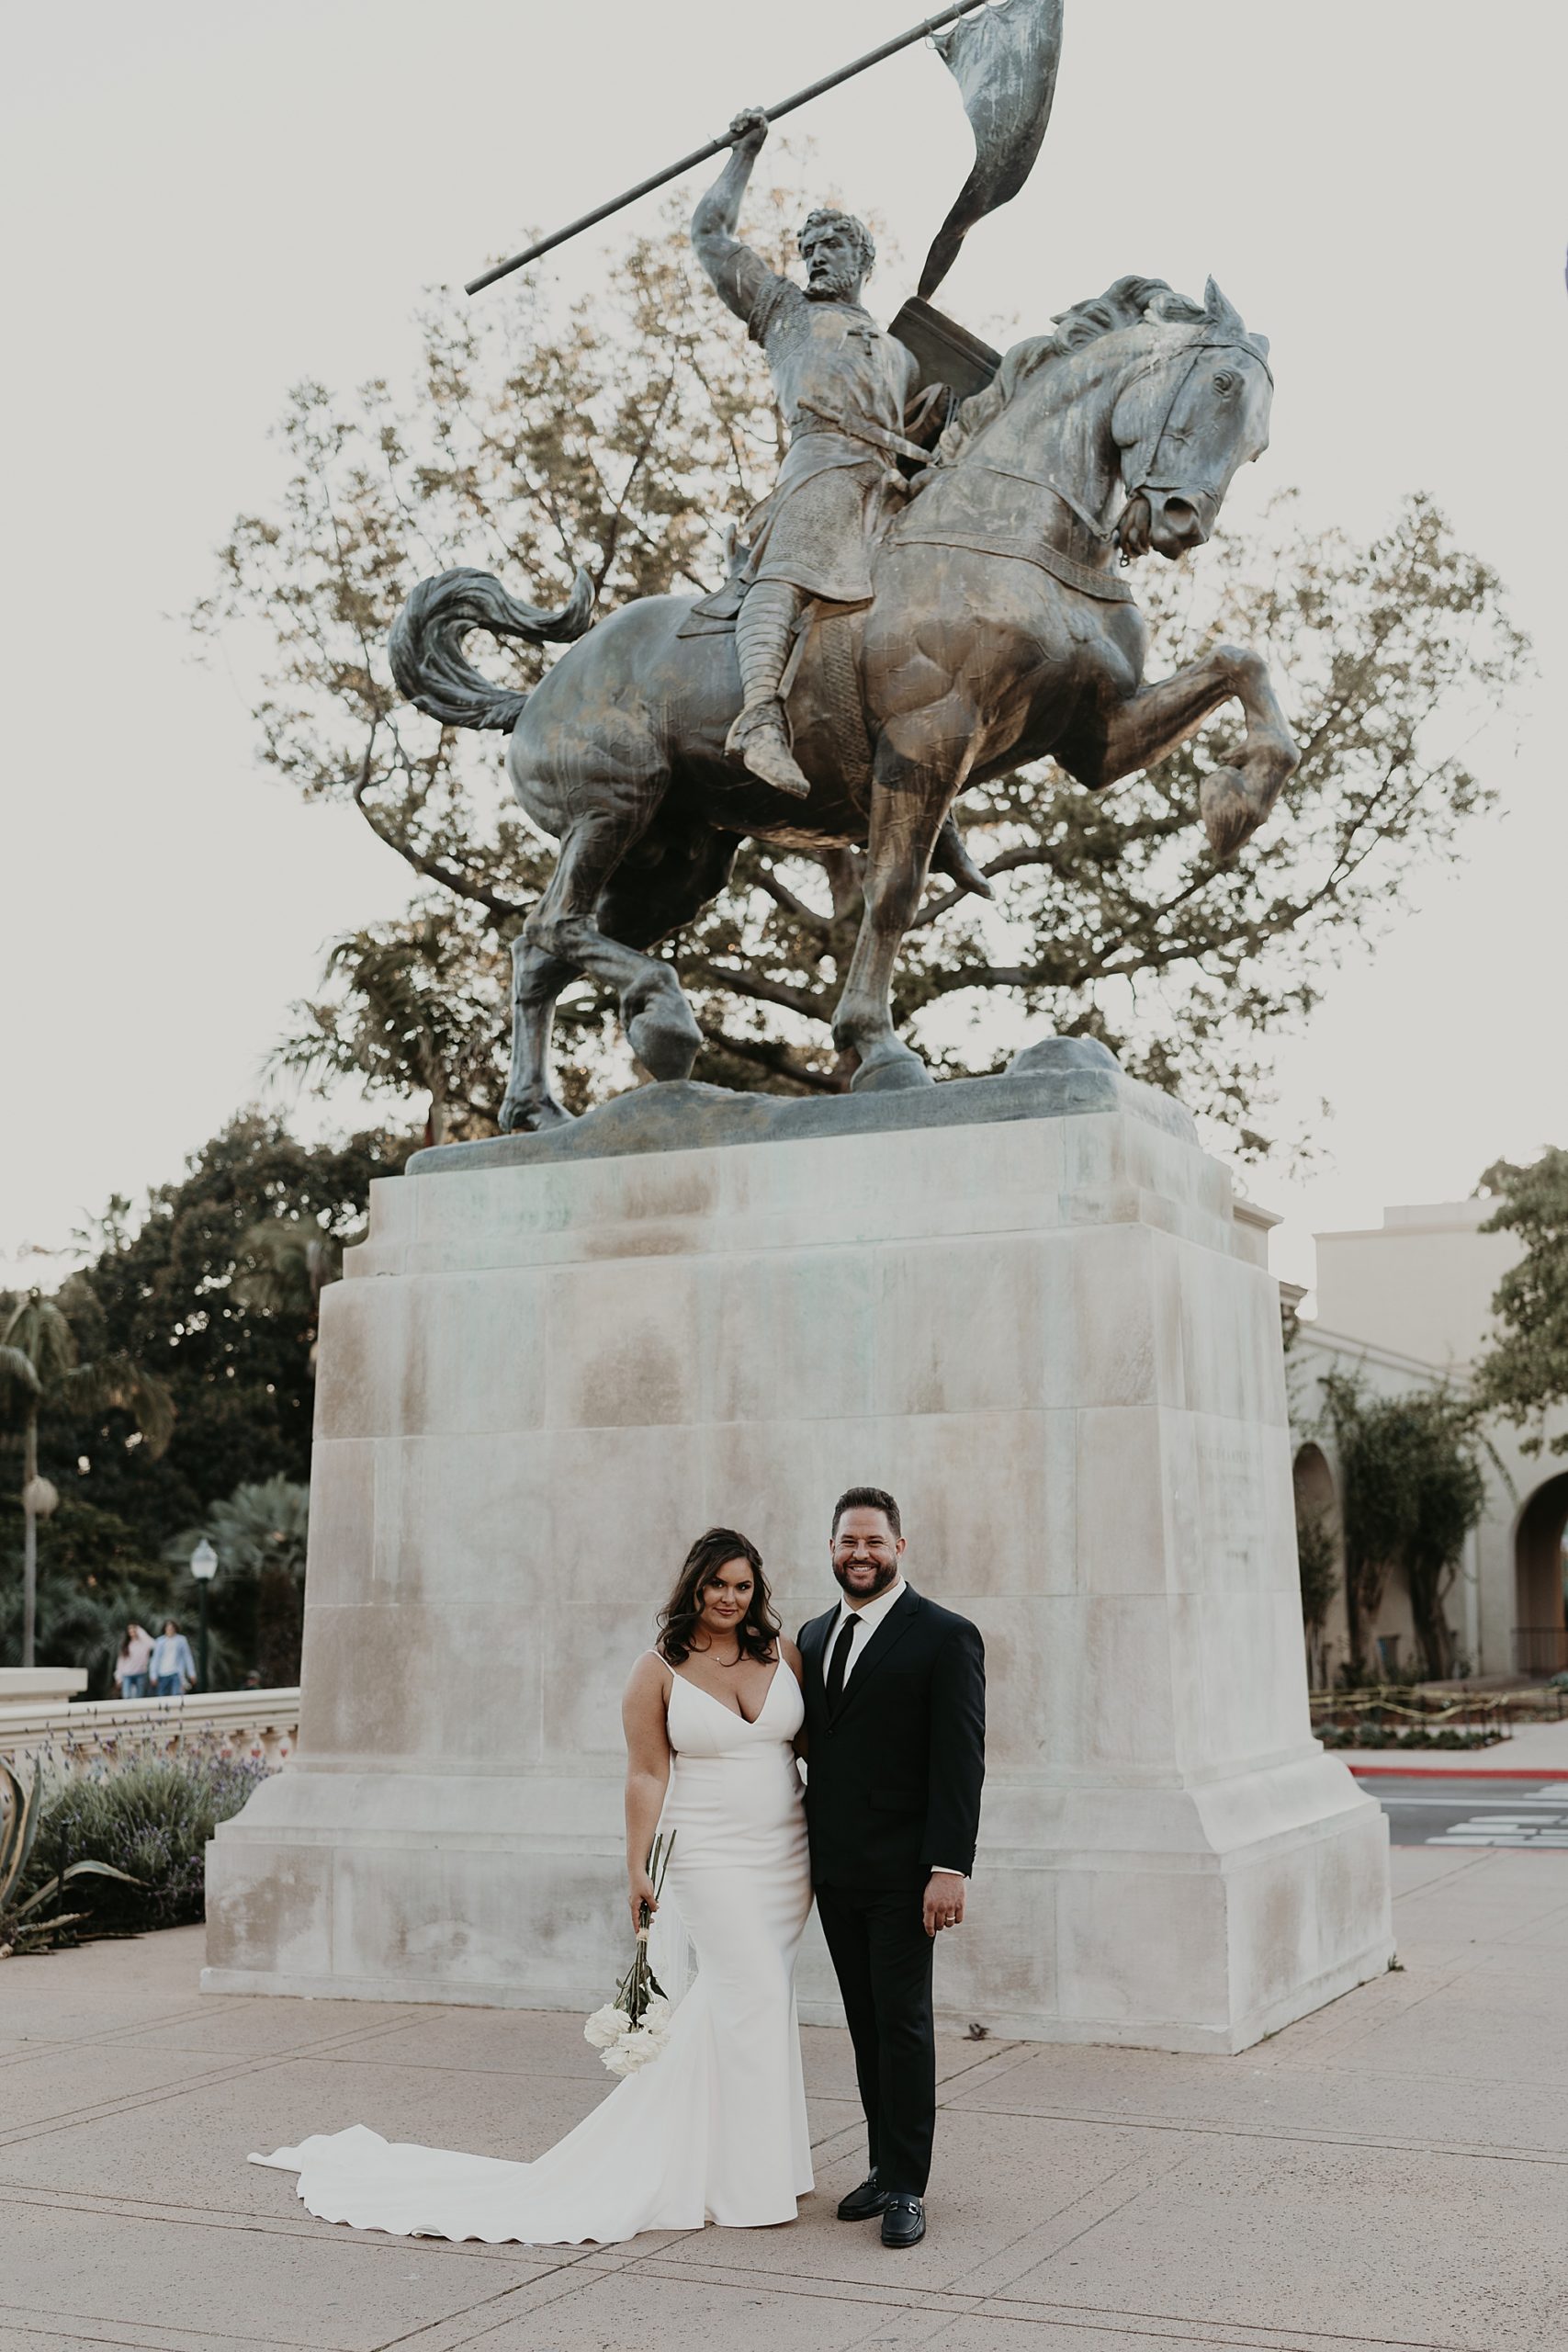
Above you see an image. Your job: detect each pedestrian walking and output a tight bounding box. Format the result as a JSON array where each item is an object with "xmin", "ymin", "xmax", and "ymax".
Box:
[
  {"xmin": 114, "ymin": 1623, "xmax": 153, "ymax": 1698},
  {"xmin": 149, "ymin": 1620, "xmax": 196, "ymax": 1696}
]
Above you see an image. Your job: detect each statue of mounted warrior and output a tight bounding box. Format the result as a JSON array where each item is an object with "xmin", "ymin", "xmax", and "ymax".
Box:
[{"xmin": 390, "ymin": 0, "xmax": 1299, "ymax": 1134}]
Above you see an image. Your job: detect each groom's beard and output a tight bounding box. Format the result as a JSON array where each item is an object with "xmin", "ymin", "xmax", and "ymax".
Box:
[{"xmin": 832, "ymin": 1557, "xmax": 898, "ymax": 1600}]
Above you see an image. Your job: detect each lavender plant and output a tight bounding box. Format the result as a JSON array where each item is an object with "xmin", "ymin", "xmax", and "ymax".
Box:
[{"xmin": 14, "ymin": 1736, "xmax": 270, "ymax": 1940}]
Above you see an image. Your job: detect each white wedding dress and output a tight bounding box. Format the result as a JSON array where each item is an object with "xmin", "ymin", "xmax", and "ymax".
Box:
[{"xmin": 252, "ymin": 1660, "xmax": 814, "ymax": 2244}]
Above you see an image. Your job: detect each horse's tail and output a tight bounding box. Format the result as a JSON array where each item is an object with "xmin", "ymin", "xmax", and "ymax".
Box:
[{"xmin": 389, "ymin": 564, "xmax": 597, "ymax": 732}]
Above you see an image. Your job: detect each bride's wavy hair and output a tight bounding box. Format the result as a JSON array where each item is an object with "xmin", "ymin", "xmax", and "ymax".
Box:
[{"xmin": 657, "ymin": 1528, "xmax": 780, "ymax": 1668}]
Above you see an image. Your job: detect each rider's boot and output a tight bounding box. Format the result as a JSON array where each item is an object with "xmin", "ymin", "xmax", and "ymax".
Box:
[{"xmin": 727, "ymin": 580, "xmax": 813, "ymax": 800}]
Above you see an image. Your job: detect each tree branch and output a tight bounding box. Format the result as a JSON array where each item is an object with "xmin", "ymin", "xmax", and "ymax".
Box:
[
  {"xmin": 754, "ymin": 865, "xmax": 828, "ymax": 928},
  {"xmin": 696, "ymin": 1020, "xmax": 844, "ymax": 1093},
  {"xmin": 353, "ymin": 764, "xmax": 528, "ymax": 924},
  {"xmin": 685, "ymin": 958, "xmax": 827, "ymax": 1021}
]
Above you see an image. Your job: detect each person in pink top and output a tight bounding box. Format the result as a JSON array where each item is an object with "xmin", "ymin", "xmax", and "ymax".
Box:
[{"xmin": 114, "ymin": 1623, "xmax": 153, "ymax": 1698}]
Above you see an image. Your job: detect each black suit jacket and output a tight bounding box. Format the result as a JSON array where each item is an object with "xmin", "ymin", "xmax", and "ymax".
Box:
[{"xmin": 796, "ymin": 1585, "xmax": 986, "ymax": 1888}]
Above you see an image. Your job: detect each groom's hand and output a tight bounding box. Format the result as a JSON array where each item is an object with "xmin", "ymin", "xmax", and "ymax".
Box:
[{"xmin": 923, "ymin": 1871, "xmax": 966, "ymax": 1938}]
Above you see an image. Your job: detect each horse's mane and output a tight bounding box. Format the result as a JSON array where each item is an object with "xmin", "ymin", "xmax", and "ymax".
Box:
[{"xmin": 938, "ymin": 274, "xmax": 1267, "ymax": 466}]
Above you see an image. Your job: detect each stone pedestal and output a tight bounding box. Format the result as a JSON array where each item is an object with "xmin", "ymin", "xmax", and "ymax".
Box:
[{"xmin": 205, "ymin": 1057, "xmax": 1392, "ymax": 2052}]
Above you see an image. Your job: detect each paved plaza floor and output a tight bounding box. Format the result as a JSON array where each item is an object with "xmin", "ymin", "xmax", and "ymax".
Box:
[{"xmin": 2, "ymin": 1845, "xmax": 1566, "ymax": 2352}]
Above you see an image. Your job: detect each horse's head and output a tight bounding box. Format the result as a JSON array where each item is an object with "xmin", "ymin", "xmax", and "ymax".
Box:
[{"xmin": 1111, "ymin": 280, "xmax": 1272, "ymax": 560}]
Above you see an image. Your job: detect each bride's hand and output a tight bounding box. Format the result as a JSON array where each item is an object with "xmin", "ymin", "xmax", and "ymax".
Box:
[{"xmin": 627, "ymin": 1866, "xmax": 659, "ymax": 1934}]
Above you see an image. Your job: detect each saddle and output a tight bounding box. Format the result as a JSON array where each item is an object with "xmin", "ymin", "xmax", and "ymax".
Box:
[{"xmin": 679, "ymin": 581, "xmax": 874, "ymax": 803}]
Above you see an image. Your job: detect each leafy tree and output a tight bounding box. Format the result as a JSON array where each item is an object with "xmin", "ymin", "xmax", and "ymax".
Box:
[
  {"xmin": 167, "ymin": 1476, "xmax": 310, "ymax": 1687},
  {"xmin": 1472, "ymin": 1149, "xmax": 1568, "ymax": 1454},
  {"xmin": 1294, "ymin": 1502, "xmax": 1337, "ymax": 1689},
  {"xmin": 196, "ymin": 184, "xmax": 1526, "ymax": 1157},
  {"xmin": 41, "ymin": 1115, "xmax": 413, "ymax": 1565},
  {"xmin": 1320, "ymin": 1373, "xmax": 1485, "ymax": 1680},
  {"xmin": 0, "ymin": 1289, "xmax": 174, "ymax": 1668}
]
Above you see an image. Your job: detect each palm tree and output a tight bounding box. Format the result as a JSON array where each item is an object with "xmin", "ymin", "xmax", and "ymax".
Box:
[
  {"xmin": 0, "ymin": 1285, "xmax": 175, "ymax": 1668},
  {"xmin": 168, "ymin": 1476, "xmax": 310, "ymax": 1686}
]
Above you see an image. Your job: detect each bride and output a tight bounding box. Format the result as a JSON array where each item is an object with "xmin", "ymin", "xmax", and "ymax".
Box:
[{"xmin": 253, "ymin": 1527, "xmax": 814, "ymax": 2243}]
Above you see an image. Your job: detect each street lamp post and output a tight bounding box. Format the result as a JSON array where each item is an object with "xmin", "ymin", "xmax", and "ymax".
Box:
[
  {"xmin": 190, "ymin": 1539, "xmax": 218, "ymax": 1690},
  {"xmin": 19, "ymin": 1467, "xmax": 59, "ymax": 1672}
]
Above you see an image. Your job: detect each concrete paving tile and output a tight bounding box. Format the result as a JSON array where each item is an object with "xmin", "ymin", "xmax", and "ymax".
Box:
[
  {"xmin": 801, "ymin": 2030, "xmax": 1013, "ymax": 2105},
  {"xmin": 1450, "ymin": 1940, "xmax": 1568, "ymax": 1982},
  {"xmin": 0, "ymin": 2062, "xmax": 858, "ymax": 2229},
  {"xmin": 1, "ymin": 1994, "xmax": 216, "ymax": 2048},
  {"xmin": 0, "ymin": 2201, "xmax": 544, "ymax": 2352},
  {"xmin": 0, "ymin": 2058, "xmax": 612, "ymax": 2211},
  {"xmin": 1495, "ymin": 1904, "xmax": 1568, "ymax": 1954},
  {"xmin": 669, "ymin": 2109, "xmax": 1172, "ymax": 2298},
  {"xmin": 807, "ymin": 2093, "xmax": 864, "ymax": 2151},
  {"xmin": 1398, "ymin": 1898, "xmax": 1568, "ymax": 1943},
  {"xmin": 116, "ymin": 2002, "xmax": 428, "ymax": 2062},
  {"xmin": 0, "ymin": 2311, "xmax": 304, "ymax": 2352},
  {"xmin": 1259, "ymin": 1962, "xmax": 1473, "ymax": 2066},
  {"xmin": 311, "ymin": 2008, "xmax": 610, "ymax": 2083},
  {"xmin": 927, "ymin": 2322, "xmax": 1279, "ymax": 2352},
  {"xmin": 992, "ymin": 2133, "xmax": 1568, "ymax": 2352},
  {"xmin": 435, "ymin": 2265, "xmax": 955, "ymax": 2351},
  {"xmin": 0, "ymin": 2329, "xmax": 165, "ymax": 2352},
  {"xmin": 941, "ymin": 2034, "xmax": 1568, "ymax": 2157},
  {"xmin": 6, "ymin": 1927, "xmax": 207, "ymax": 1995},
  {"xmin": 0, "ymin": 2047, "xmax": 244, "ymax": 2137},
  {"xmin": 1388, "ymin": 1843, "xmax": 1494, "ymax": 1892},
  {"xmin": 1392, "ymin": 1850, "xmax": 1568, "ymax": 1930},
  {"xmin": 1296, "ymin": 1967, "xmax": 1568, "ymax": 2090}
]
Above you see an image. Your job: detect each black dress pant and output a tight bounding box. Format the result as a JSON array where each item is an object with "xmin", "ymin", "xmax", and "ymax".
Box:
[{"xmin": 815, "ymin": 1876, "xmax": 936, "ymax": 2197}]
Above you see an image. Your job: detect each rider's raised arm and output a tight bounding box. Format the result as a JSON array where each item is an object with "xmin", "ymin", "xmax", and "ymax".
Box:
[{"xmin": 691, "ymin": 107, "xmax": 777, "ymax": 327}]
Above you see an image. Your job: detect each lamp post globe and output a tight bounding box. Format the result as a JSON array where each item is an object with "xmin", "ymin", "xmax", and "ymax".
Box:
[{"xmin": 190, "ymin": 1540, "xmax": 219, "ymax": 1690}]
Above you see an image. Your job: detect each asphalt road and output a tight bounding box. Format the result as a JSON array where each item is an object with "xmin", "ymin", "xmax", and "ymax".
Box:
[{"xmin": 1362, "ymin": 1773, "xmax": 1568, "ymax": 1848}]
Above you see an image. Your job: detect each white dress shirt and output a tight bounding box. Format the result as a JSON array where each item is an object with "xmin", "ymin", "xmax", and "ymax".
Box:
[
  {"xmin": 829, "ymin": 1575, "xmax": 908, "ymax": 1687},
  {"xmin": 829, "ymin": 1578, "xmax": 965, "ymax": 1878}
]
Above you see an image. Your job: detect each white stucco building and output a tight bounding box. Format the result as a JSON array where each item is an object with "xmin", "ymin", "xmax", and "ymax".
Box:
[{"xmin": 1285, "ymin": 1199, "xmax": 1568, "ymax": 1685}]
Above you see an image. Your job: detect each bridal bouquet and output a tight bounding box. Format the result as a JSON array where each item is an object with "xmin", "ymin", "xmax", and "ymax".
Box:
[{"xmin": 583, "ymin": 1829, "xmax": 677, "ymax": 2077}]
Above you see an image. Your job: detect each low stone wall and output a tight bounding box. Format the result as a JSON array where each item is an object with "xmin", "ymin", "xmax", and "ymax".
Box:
[{"xmin": 0, "ymin": 1689, "xmax": 300, "ymax": 1783}]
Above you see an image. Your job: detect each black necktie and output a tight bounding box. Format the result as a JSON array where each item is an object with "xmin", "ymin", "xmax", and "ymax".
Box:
[{"xmin": 825, "ymin": 1615, "xmax": 856, "ymax": 1714}]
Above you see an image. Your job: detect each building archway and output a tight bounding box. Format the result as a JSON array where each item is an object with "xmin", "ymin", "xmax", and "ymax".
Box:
[
  {"xmin": 1514, "ymin": 1472, "xmax": 1568, "ymax": 1676},
  {"xmin": 1293, "ymin": 1443, "xmax": 1341, "ymax": 1689}
]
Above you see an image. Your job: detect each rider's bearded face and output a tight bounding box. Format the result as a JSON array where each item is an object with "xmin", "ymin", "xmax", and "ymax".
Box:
[{"xmin": 802, "ymin": 229, "xmax": 863, "ymax": 304}]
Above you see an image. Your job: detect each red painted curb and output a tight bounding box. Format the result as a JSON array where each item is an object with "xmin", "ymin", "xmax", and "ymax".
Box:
[{"xmin": 1348, "ymin": 1763, "xmax": 1568, "ymax": 1781}]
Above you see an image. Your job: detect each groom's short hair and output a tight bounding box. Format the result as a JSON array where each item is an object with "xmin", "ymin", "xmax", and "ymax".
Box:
[{"xmin": 832, "ymin": 1485, "xmax": 901, "ymax": 1539}]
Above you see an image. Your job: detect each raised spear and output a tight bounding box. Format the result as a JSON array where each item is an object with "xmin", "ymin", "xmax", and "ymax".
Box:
[{"xmin": 465, "ymin": 0, "xmax": 994, "ymax": 297}]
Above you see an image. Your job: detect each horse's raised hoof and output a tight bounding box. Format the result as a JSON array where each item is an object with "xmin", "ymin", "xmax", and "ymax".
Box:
[
  {"xmin": 626, "ymin": 995, "xmax": 702, "ymax": 1084},
  {"xmin": 1200, "ymin": 765, "xmax": 1266, "ymax": 862},
  {"xmin": 499, "ymin": 1092, "xmax": 575, "ymax": 1136},
  {"xmin": 848, "ymin": 1046, "xmax": 935, "ymax": 1094}
]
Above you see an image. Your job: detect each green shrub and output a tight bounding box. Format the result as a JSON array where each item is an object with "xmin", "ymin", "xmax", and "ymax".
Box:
[{"xmin": 17, "ymin": 1745, "xmax": 268, "ymax": 1938}]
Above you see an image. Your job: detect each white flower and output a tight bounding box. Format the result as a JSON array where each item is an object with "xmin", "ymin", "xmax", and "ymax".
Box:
[
  {"xmin": 639, "ymin": 1996, "xmax": 672, "ymax": 2032},
  {"xmin": 601, "ymin": 2025, "xmax": 663, "ymax": 2077},
  {"xmin": 583, "ymin": 2003, "xmax": 631, "ymax": 2051}
]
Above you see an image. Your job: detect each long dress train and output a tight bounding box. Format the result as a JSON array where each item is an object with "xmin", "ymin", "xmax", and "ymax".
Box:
[{"xmin": 251, "ymin": 1662, "xmax": 814, "ymax": 2244}]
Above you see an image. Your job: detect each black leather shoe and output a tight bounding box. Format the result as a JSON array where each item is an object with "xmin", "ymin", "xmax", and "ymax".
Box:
[
  {"xmin": 837, "ymin": 2171, "xmax": 891, "ymax": 2222},
  {"xmin": 881, "ymin": 2194, "xmax": 926, "ymax": 2248}
]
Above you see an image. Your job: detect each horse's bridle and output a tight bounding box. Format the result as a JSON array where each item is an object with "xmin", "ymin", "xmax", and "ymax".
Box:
[
  {"xmin": 1115, "ymin": 335, "xmax": 1275, "ymax": 548},
  {"xmin": 963, "ymin": 332, "xmax": 1272, "ymax": 561}
]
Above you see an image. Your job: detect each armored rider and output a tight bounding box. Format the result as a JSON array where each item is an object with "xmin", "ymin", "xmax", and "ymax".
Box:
[{"xmin": 692, "ymin": 108, "xmax": 945, "ymax": 801}]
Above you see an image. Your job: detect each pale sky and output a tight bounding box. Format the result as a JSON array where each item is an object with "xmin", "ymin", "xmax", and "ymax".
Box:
[{"xmin": 3, "ymin": 1, "xmax": 1563, "ymax": 1295}]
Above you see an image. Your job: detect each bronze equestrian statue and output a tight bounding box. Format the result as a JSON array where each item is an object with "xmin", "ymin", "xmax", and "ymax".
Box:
[
  {"xmin": 691, "ymin": 109, "xmax": 953, "ymax": 803},
  {"xmin": 390, "ymin": 111, "xmax": 1299, "ymax": 1135}
]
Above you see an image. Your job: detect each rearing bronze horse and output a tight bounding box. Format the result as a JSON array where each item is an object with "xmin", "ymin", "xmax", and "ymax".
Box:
[{"xmin": 389, "ymin": 274, "xmax": 1299, "ymax": 1133}]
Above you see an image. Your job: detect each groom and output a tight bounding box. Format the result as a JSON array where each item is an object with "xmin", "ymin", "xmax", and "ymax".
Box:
[{"xmin": 798, "ymin": 1487, "xmax": 986, "ymax": 2249}]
